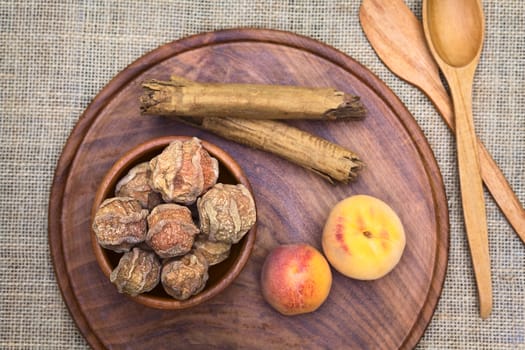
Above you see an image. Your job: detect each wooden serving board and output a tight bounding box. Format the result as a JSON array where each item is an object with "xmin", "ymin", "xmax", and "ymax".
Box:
[{"xmin": 49, "ymin": 29, "xmax": 448, "ymax": 349}]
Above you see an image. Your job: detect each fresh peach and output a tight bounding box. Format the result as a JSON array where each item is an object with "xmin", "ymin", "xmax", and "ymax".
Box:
[
  {"xmin": 260, "ymin": 244, "xmax": 332, "ymax": 316},
  {"xmin": 322, "ymin": 195, "xmax": 405, "ymax": 280}
]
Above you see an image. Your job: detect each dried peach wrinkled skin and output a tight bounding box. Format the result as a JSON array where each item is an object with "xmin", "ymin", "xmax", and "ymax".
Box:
[
  {"xmin": 92, "ymin": 197, "xmax": 149, "ymax": 253},
  {"xmin": 149, "ymin": 137, "xmax": 218, "ymax": 205},
  {"xmin": 197, "ymin": 183, "xmax": 256, "ymax": 244}
]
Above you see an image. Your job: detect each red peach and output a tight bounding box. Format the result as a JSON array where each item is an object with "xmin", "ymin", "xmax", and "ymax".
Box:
[{"xmin": 260, "ymin": 243, "xmax": 332, "ymax": 316}]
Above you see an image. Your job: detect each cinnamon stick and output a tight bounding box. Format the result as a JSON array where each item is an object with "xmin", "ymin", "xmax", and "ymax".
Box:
[
  {"xmin": 175, "ymin": 116, "xmax": 363, "ymax": 183},
  {"xmin": 141, "ymin": 75, "xmax": 366, "ymax": 120}
]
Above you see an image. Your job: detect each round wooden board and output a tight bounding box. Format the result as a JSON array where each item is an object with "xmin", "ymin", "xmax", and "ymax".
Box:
[{"xmin": 49, "ymin": 29, "xmax": 449, "ymax": 350}]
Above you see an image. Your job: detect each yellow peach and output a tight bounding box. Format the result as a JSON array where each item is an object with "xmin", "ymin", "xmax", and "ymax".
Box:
[
  {"xmin": 322, "ymin": 195, "xmax": 405, "ymax": 280},
  {"xmin": 260, "ymin": 244, "xmax": 332, "ymax": 316}
]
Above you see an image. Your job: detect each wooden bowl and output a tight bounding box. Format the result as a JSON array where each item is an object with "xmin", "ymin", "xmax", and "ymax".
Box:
[{"xmin": 90, "ymin": 135, "xmax": 257, "ymax": 310}]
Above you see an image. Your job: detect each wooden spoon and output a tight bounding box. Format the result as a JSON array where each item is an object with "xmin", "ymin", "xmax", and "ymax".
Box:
[
  {"xmin": 422, "ymin": 0, "xmax": 491, "ymax": 319},
  {"xmin": 360, "ymin": 0, "xmax": 525, "ymax": 246}
]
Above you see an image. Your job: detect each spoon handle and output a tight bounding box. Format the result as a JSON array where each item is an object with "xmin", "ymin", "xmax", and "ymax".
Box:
[
  {"xmin": 425, "ymin": 79, "xmax": 525, "ymax": 245},
  {"xmin": 448, "ymin": 69, "xmax": 492, "ymax": 319}
]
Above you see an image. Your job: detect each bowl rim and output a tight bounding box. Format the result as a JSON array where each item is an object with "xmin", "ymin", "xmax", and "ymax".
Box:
[{"xmin": 90, "ymin": 135, "xmax": 257, "ymax": 310}]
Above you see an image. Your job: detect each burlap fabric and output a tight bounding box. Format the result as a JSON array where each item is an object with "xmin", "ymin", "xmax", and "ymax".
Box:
[{"xmin": 1, "ymin": 1, "xmax": 523, "ymax": 349}]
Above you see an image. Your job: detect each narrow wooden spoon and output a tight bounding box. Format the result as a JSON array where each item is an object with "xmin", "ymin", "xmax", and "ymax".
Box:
[
  {"xmin": 422, "ymin": 0, "xmax": 491, "ymax": 319},
  {"xmin": 359, "ymin": 0, "xmax": 525, "ymax": 245}
]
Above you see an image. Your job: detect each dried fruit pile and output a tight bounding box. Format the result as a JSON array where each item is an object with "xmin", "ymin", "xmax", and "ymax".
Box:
[{"xmin": 92, "ymin": 137, "xmax": 256, "ymax": 300}]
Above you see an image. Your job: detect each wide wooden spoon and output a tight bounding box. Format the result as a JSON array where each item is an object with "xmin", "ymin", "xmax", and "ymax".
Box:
[
  {"xmin": 422, "ymin": 0, "xmax": 491, "ymax": 319},
  {"xmin": 359, "ymin": 0, "xmax": 525, "ymax": 245}
]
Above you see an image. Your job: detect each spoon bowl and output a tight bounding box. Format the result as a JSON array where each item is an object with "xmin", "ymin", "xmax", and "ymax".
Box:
[
  {"xmin": 426, "ymin": 1, "xmax": 484, "ymax": 67},
  {"xmin": 423, "ymin": 0, "xmax": 492, "ymax": 319}
]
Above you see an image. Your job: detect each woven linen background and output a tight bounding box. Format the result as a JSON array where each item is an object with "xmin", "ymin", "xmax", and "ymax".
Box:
[{"xmin": 1, "ymin": 0, "xmax": 523, "ymax": 349}]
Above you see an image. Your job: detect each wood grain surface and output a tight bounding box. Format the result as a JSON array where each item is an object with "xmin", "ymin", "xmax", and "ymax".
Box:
[{"xmin": 48, "ymin": 29, "xmax": 449, "ymax": 350}]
